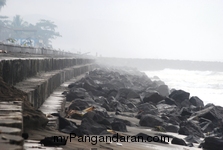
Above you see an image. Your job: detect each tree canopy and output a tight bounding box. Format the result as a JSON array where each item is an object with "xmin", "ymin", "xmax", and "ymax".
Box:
[
  {"xmin": 0, "ymin": 15, "xmax": 61, "ymax": 47},
  {"xmin": 0, "ymin": 0, "xmax": 6, "ymax": 10}
]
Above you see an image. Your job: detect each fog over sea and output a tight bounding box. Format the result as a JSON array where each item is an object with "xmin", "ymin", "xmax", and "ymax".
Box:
[{"xmin": 144, "ymin": 69, "xmax": 223, "ymax": 106}]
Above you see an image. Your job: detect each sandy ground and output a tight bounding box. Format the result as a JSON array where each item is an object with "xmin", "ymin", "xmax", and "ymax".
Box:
[{"xmin": 24, "ymin": 116, "xmax": 201, "ymax": 150}]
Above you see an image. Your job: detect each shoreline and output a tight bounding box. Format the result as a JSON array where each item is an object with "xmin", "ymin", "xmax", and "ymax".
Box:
[{"xmin": 6, "ymin": 65, "xmax": 223, "ymax": 149}]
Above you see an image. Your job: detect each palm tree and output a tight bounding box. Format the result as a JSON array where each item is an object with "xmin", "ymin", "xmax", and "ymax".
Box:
[
  {"xmin": 12, "ymin": 15, "xmax": 28, "ymax": 28},
  {"xmin": 0, "ymin": 0, "xmax": 6, "ymax": 10},
  {"xmin": 35, "ymin": 19, "xmax": 61, "ymax": 47}
]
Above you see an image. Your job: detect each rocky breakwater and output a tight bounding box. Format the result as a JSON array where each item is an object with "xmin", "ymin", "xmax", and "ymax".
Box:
[{"xmin": 53, "ymin": 66, "xmax": 223, "ymax": 149}]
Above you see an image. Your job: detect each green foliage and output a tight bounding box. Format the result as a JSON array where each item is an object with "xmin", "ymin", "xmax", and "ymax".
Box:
[
  {"xmin": 0, "ymin": 0, "xmax": 6, "ymax": 10},
  {"xmin": 6, "ymin": 38, "xmax": 16, "ymax": 43},
  {"xmin": 0, "ymin": 15, "xmax": 61, "ymax": 47}
]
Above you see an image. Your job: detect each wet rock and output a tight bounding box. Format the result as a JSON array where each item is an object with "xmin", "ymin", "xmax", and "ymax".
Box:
[
  {"xmin": 163, "ymin": 123, "xmax": 179, "ymax": 133},
  {"xmin": 189, "ymin": 96, "xmax": 204, "ymax": 107},
  {"xmin": 178, "ymin": 120, "xmax": 204, "ymax": 138},
  {"xmin": 142, "ymin": 91, "xmax": 164, "ymax": 104},
  {"xmin": 180, "ymin": 107, "xmax": 192, "ymax": 117},
  {"xmin": 184, "ymin": 135, "xmax": 201, "ymax": 144},
  {"xmin": 111, "ymin": 121, "xmax": 127, "ymax": 132},
  {"xmin": 80, "ymin": 117, "xmax": 107, "ymax": 135},
  {"xmin": 201, "ymin": 137, "xmax": 223, "ymax": 150},
  {"xmin": 180, "ymin": 99, "xmax": 191, "ymax": 108},
  {"xmin": 171, "ymin": 137, "xmax": 187, "ymax": 146},
  {"xmin": 165, "ymin": 97, "xmax": 177, "ymax": 106},
  {"xmin": 101, "ymin": 102, "xmax": 111, "ymax": 111},
  {"xmin": 109, "ymin": 100, "xmax": 124, "ymax": 112},
  {"xmin": 68, "ymin": 98, "xmax": 95, "ymax": 111},
  {"xmin": 94, "ymin": 96, "xmax": 109, "ymax": 105},
  {"xmin": 189, "ymin": 105, "xmax": 223, "ymax": 129},
  {"xmin": 51, "ymin": 113, "xmax": 83, "ymax": 136},
  {"xmin": 136, "ymin": 103, "xmax": 158, "ymax": 118},
  {"xmin": 156, "ymin": 103, "xmax": 177, "ymax": 114},
  {"xmin": 116, "ymin": 88, "xmax": 140, "ymax": 99},
  {"xmin": 66, "ymin": 88, "xmax": 90, "ymax": 101},
  {"xmin": 137, "ymin": 102, "xmax": 157, "ymax": 112},
  {"xmin": 82, "ymin": 111, "xmax": 111, "ymax": 127},
  {"xmin": 107, "ymin": 89, "xmax": 118, "ymax": 98},
  {"xmin": 139, "ymin": 114, "xmax": 164, "ymax": 127},
  {"xmin": 128, "ymin": 98, "xmax": 141, "ymax": 104},
  {"xmin": 169, "ymin": 90, "xmax": 190, "ymax": 104},
  {"xmin": 113, "ymin": 118, "xmax": 135, "ymax": 126},
  {"xmin": 199, "ymin": 118, "xmax": 214, "ymax": 133},
  {"xmin": 157, "ymin": 84, "xmax": 169, "ymax": 97}
]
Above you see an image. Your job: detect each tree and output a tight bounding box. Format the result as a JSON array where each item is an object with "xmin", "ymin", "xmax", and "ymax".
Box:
[
  {"xmin": 12, "ymin": 15, "xmax": 28, "ymax": 28},
  {"xmin": 0, "ymin": 15, "xmax": 11, "ymax": 41},
  {"xmin": 35, "ymin": 19, "xmax": 61, "ymax": 47},
  {"xmin": 0, "ymin": 0, "xmax": 6, "ymax": 10}
]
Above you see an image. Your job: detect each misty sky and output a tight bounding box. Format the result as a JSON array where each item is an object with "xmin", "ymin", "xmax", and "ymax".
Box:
[{"xmin": 1, "ymin": 0, "xmax": 223, "ymax": 61}]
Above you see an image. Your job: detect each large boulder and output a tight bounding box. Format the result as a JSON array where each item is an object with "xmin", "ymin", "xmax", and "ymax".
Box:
[
  {"xmin": 139, "ymin": 114, "xmax": 164, "ymax": 127},
  {"xmin": 142, "ymin": 91, "xmax": 164, "ymax": 104},
  {"xmin": 82, "ymin": 111, "xmax": 111, "ymax": 127},
  {"xmin": 68, "ymin": 98, "xmax": 95, "ymax": 111},
  {"xmin": 189, "ymin": 104, "xmax": 223, "ymax": 128},
  {"xmin": 189, "ymin": 96, "xmax": 204, "ymax": 107},
  {"xmin": 163, "ymin": 123, "xmax": 179, "ymax": 133},
  {"xmin": 169, "ymin": 90, "xmax": 190, "ymax": 104},
  {"xmin": 66, "ymin": 88, "xmax": 90, "ymax": 101},
  {"xmin": 157, "ymin": 84, "xmax": 169, "ymax": 97},
  {"xmin": 165, "ymin": 97, "xmax": 177, "ymax": 106},
  {"xmin": 136, "ymin": 103, "xmax": 158, "ymax": 118},
  {"xmin": 94, "ymin": 96, "xmax": 109, "ymax": 105},
  {"xmin": 171, "ymin": 137, "xmax": 187, "ymax": 146},
  {"xmin": 115, "ymin": 88, "xmax": 140, "ymax": 99},
  {"xmin": 178, "ymin": 120, "xmax": 204, "ymax": 138},
  {"xmin": 156, "ymin": 103, "xmax": 177, "ymax": 114},
  {"xmin": 109, "ymin": 100, "xmax": 125, "ymax": 112},
  {"xmin": 79, "ymin": 117, "xmax": 108, "ymax": 135},
  {"xmin": 201, "ymin": 137, "xmax": 223, "ymax": 150},
  {"xmin": 54, "ymin": 114, "xmax": 83, "ymax": 136},
  {"xmin": 111, "ymin": 121, "xmax": 127, "ymax": 132}
]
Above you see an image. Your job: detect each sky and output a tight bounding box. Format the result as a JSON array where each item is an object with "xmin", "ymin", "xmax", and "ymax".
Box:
[{"xmin": 1, "ymin": 0, "xmax": 223, "ymax": 61}]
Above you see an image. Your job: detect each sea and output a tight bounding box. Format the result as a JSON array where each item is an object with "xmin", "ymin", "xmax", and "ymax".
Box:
[{"xmin": 144, "ymin": 69, "xmax": 223, "ymax": 107}]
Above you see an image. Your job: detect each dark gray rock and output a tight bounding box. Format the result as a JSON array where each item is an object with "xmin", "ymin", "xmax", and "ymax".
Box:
[
  {"xmin": 156, "ymin": 103, "xmax": 177, "ymax": 114},
  {"xmin": 169, "ymin": 90, "xmax": 190, "ymax": 104},
  {"xmin": 80, "ymin": 117, "xmax": 107, "ymax": 135},
  {"xmin": 163, "ymin": 123, "xmax": 179, "ymax": 133},
  {"xmin": 178, "ymin": 120, "xmax": 204, "ymax": 138},
  {"xmin": 66, "ymin": 88, "xmax": 90, "ymax": 101},
  {"xmin": 201, "ymin": 137, "xmax": 223, "ymax": 150},
  {"xmin": 171, "ymin": 137, "xmax": 187, "ymax": 146},
  {"xmin": 139, "ymin": 114, "xmax": 164, "ymax": 127},
  {"xmin": 94, "ymin": 96, "xmax": 109, "ymax": 105},
  {"xmin": 189, "ymin": 96, "xmax": 204, "ymax": 107},
  {"xmin": 68, "ymin": 98, "xmax": 95, "ymax": 110},
  {"xmin": 116, "ymin": 88, "xmax": 139, "ymax": 99},
  {"xmin": 111, "ymin": 121, "xmax": 127, "ymax": 132},
  {"xmin": 82, "ymin": 111, "xmax": 111, "ymax": 127},
  {"xmin": 157, "ymin": 84, "xmax": 169, "ymax": 97},
  {"xmin": 165, "ymin": 97, "xmax": 177, "ymax": 106},
  {"xmin": 143, "ymin": 91, "xmax": 164, "ymax": 104},
  {"xmin": 180, "ymin": 107, "xmax": 192, "ymax": 117},
  {"xmin": 184, "ymin": 135, "xmax": 201, "ymax": 144}
]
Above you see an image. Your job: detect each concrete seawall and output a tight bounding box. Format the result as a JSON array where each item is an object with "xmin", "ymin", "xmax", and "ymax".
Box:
[
  {"xmin": 0, "ymin": 45, "xmax": 95, "ymax": 149},
  {"xmin": 0, "ymin": 43, "xmax": 74, "ymax": 56}
]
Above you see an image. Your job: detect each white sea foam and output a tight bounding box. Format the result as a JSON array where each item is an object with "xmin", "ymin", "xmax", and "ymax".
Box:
[{"xmin": 144, "ymin": 69, "xmax": 223, "ymax": 106}]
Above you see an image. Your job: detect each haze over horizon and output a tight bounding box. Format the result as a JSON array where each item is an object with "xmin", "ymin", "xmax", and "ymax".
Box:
[{"xmin": 1, "ymin": 0, "xmax": 223, "ymax": 61}]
